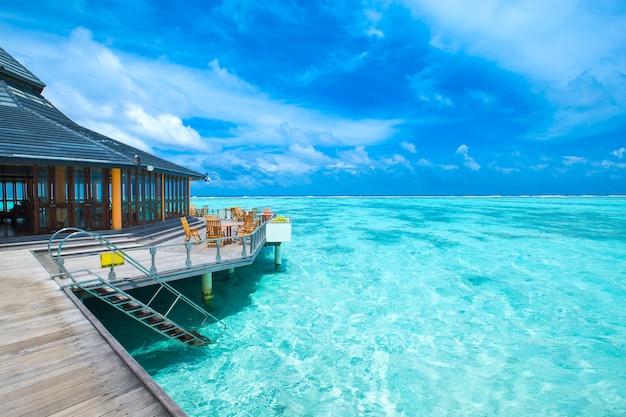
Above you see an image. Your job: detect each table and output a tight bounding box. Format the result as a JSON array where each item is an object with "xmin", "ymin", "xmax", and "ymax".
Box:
[{"xmin": 219, "ymin": 220, "xmax": 240, "ymax": 244}]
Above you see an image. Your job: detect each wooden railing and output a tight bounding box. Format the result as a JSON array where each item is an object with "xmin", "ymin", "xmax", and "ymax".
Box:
[{"xmin": 50, "ymin": 220, "xmax": 269, "ymax": 286}]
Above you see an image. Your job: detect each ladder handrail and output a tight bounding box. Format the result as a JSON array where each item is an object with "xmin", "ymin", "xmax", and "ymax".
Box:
[
  {"xmin": 47, "ymin": 228, "xmax": 222, "ymax": 328},
  {"xmin": 74, "ymin": 277, "xmax": 215, "ymax": 346}
]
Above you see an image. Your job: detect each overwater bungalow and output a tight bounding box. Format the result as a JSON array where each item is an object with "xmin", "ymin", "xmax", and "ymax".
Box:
[
  {"xmin": 0, "ymin": 46, "xmax": 204, "ymax": 238},
  {"xmin": 0, "ymin": 46, "xmax": 292, "ymax": 415},
  {"xmin": 0, "ymin": 44, "xmax": 293, "ymax": 306}
]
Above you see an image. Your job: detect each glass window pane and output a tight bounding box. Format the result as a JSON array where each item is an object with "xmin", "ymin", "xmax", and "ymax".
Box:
[
  {"xmin": 74, "ymin": 169, "xmax": 85, "ymax": 203},
  {"xmin": 38, "ymin": 167, "xmax": 49, "ymax": 204},
  {"xmin": 91, "ymin": 168, "xmax": 103, "ymax": 203},
  {"xmin": 122, "ymin": 171, "xmax": 128, "ymax": 202}
]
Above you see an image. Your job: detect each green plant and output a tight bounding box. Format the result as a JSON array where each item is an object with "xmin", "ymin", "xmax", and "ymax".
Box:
[{"xmin": 272, "ymin": 215, "xmax": 289, "ymax": 223}]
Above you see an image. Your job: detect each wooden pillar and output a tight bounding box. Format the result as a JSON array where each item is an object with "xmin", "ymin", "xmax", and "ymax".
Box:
[
  {"xmin": 202, "ymin": 272, "xmax": 213, "ymax": 302},
  {"xmin": 111, "ymin": 168, "xmax": 122, "ymax": 230}
]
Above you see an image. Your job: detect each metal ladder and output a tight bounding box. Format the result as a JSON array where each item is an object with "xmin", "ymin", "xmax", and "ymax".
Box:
[{"xmin": 48, "ymin": 228, "xmax": 224, "ymax": 347}]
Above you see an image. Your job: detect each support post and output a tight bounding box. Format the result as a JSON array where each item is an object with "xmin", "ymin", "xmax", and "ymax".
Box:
[
  {"xmin": 202, "ymin": 272, "xmax": 213, "ymax": 302},
  {"xmin": 111, "ymin": 168, "xmax": 122, "ymax": 230},
  {"xmin": 149, "ymin": 247, "xmax": 157, "ymax": 274},
  {"xmin": 274, "ymin": 243, "xmax": 282, "ymax": 265}
]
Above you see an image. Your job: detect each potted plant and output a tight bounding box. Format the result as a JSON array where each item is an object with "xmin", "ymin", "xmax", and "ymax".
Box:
[{"xmin": 266, "ymin": 214, "xmax": 292, "ymax": 242}]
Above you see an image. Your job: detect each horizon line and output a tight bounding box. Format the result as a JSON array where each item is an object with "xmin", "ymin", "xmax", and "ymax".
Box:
[{"xmin": 191, "ymin": 194, "xmax": 626, "ymax": 199}]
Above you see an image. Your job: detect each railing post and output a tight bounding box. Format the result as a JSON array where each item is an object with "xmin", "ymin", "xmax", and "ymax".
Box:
[
  {"xmin": 108, "ymin": 265, "xmax": 116, "ymax": 280},
  {"xmin": 241, "ymin": 236, "xmax": 247, "ymax": 257},
  {"xmin": 216, "ymin": 239, "xmax": 222, "ymax": 262},
  {"xmin": 185, "ymin": 242, "xmax": 192, "ymax": 267},
  {"xmin": 149, "ymin": 247, "xmax": 157, "ymax": 274}
]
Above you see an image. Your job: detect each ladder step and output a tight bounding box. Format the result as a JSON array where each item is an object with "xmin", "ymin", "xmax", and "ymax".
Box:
[
  {"xmin": 156, "ymin": 322, "xmax": 175, "ymax": 331},
  {"xmin": 145, "ymin": 316, "xmax": 165, "ymax": 325},
  {"xmin": 107, "ymin": 294, "xmax": 130, "ymax": 303},
  {"xmin": 95, "ymin": 286, "xmax": 116, "ymax": 296},
  {"xmin": 121, "ymin": 302, "xmax": 142, "ymax": 311},
  {"xmin": 132, "ymin": 309, "xmax": 152, "ymax": 318},
  {"xmin": 76, "ymin": 279, "xmax": 214, "ymax": 347},
  {"xmin": 178, "ymin": 333, "xmax": 194, "ymax": 342},
  {"xmin": 167, "ymin": 328, "xmax": 184, "ymax": 337}
]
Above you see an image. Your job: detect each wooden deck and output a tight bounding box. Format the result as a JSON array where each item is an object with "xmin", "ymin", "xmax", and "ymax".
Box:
[
  {"xmin": 51, "ymin": 220, "xmax": 269, "ymax": 290},
  {"xmin": 0, "ymin": 248, "xmax": 187, "ymax": 417}
]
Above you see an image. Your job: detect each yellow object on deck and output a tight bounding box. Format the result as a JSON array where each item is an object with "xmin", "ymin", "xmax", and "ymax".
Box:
[{"xmin": 100, "ymin": 251, "xmax": 125, "ymax": 268}]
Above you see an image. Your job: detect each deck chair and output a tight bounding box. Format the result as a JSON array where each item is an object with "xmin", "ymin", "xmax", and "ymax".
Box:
[
  {"xmin": 180, "ymin": 217, "xmax": 201, "ymax": 242},
  {"xmin": 206, "ymin": 217, "xmax": 225, "ymax": 247},
  {"xmin": 236, "ymin": 213, "xmax": 257, "ymax": 244},
  {"xmin": 231, "ymin": 206, "xmax": 245, "ymax": 221}
]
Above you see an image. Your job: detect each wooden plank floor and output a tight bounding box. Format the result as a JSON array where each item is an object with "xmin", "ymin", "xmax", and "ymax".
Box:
[{"xmin": 0, "ymin": 249, "xmax": 187, "ymax": 417}]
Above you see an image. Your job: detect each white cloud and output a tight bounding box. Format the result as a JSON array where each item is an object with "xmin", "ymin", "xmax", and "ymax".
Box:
[
  {"xmin": 455, "ymin": 144, "xmax": 481, "ymax": 171},
  {"xmin": 12, "ymin": 27, "xmax": 402, "ymax": 163},
  {"xmin": 562, "ymin": 155, "xmax": 588, "ymax": 166},
  {"xmin": 337, "ymin": 146, "xmax": 373, "ymax": 167},
  {"xmin": 417, "ymin": 158, "xmax": 458, "ymax": 170},
  {"xmin": 401, "ymin": 141, "xmax": 417, "ymax": 154},
  {"xmin": 492, "ymin": 165, "xmax": 520, "ymax": 174},
  {"xmin": 364, "ymin": 8, "xmax": 385, "ymax": 38},
  {"xmin": 612, "ymin": 147, "xmax": 626, "ymax": 158},
  {"xmin": 401, "ymin": 1, "xmax": 626, "ymax": 141},
  {"xmin": 380, "ymin": 154, "xmax": 412, "ymax": 171},
  {"xmin": 408, "ymin": 67, "xmax": 454, "ymax": 107},
  {"xmin": 289, "ymin": 143, "xmax": 331, "ymax": 165},
  {"xmin": 417, "ymin": 158, "xmax": 431, "ymax": 167},
  {"xmin": 255, "ymin": 154, "xmax": 317, "ymax": 176},
  {"xmin": 401, "ymin": 0, "xmax": 626, "ymax": 83},
  {"xmin": 125, "ymin": 105, "xmax": 212, "ymax": 152},
  {"xmin": 598, "ymin": 160, "xmax": 626, "ymax": 170},
  {"xmin": 530, "ymin": 163, "xmax": 549, "ymax": 171}
]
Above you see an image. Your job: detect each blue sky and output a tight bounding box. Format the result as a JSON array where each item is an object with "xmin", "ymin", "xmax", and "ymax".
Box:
[{"xmin": 2, "ymin": 1, "xmax": 626, "ymax": 196}]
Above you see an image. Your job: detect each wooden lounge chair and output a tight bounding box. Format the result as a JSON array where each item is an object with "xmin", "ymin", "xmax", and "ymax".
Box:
[
  {"xmin": 180, "ymin": 217, "xmax": 201, "ymax": 242},
  {"xmin": 236, "ymin": 213, "xmax": 258, "ymax": 244},
  {"xmin": 206, "ymin": 217, "xmax": 225, "ymax": 247},
  {"xmin": 231, "ymin": 206, "xmax": 245, "ymax": 221}
]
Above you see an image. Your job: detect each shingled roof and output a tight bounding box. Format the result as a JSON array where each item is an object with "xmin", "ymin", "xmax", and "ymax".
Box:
[
  {"xmin": 0, "ymin": 47, "xmax": 204, "ymax": 180},
  {"xmin": 0, "ymin": 47, "xmax": 45, "ymax": 93}
]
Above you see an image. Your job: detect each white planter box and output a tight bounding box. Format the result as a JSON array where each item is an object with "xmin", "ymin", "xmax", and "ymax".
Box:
[{"xmin": 266, "ymin": 221, "xmax": 292, "ymax": 242}]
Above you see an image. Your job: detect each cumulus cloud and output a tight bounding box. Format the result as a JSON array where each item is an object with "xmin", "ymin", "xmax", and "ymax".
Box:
[
  {"xmin": 13, "ymin": 27, "xmax": 402, "ymax": 170},
  {"xmin": 401, "ymin": 141, "xmax": 417, "ymax": 154},
  {"xmin": 612, "ymin": 147, "xmax": 626, "ymax": 158},
  {"xmin": 337, "ymin": 146, "xmax": 373, "ymax": 168},
  {"xmin": 125, "ymin": 105, "xmax": 212, "ymax": 152},
  {"xmin": 598, "ymin": 160, "xmax": 626, "ymax": 170},
  {"xmin": 455, "ymin": 144, "xmax": 481, "ymax": 171},
  {"xmin": 562, "ymin": 155, "xmax": 589, "ymax": 166}
]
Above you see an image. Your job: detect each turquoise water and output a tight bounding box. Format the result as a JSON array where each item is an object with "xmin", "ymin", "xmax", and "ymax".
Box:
[{"xmin": 102, "ymin": 197, "xmax": 626, "ymax": 416}]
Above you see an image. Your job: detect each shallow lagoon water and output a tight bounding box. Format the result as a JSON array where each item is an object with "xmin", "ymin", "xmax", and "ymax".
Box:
[{"xmin": 93, "ymin": 197, "xmax": 626, "ymax": 416}]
